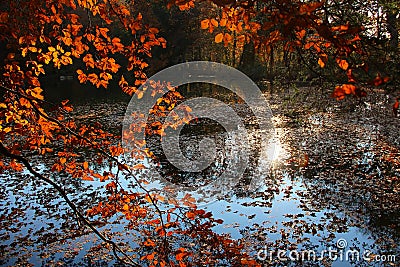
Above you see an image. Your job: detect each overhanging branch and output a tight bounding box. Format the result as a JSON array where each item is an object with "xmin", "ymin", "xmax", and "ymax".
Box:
[{"xmin": 0, "ymin": 141, "xmax": 141, "ymax": 267}]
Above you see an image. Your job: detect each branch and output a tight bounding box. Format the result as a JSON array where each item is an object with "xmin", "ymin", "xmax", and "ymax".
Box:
[
  {"xmin": 0, "ymin": 142, "xmax": 141, "ymax": 267},
  {"xmin": 0, "ymin": 84, "xmax": 171, "ymax": 261}
]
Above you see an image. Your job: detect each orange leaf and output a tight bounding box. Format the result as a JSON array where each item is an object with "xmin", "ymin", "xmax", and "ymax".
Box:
[
  {"xmin": 176, "ymin": 248, "xmax": 186, "ymax": 261},
  {"xmin": 7, "ymin": 53, "xmax": 15, "ymax": 60},
  {"xmin": 82, "ymin": 175, "xmax": 94, "ymax": 181},
  {"xmin": 133, "ymin": 163, "xmax": 145, "ymax": 170},
  {"xmin": 296, "ymin": 29, "xmax": 306, "ymax": 39},
  {"xmin": 331, "ymin": 25, "xmax": 349, "ymax": 31},
  {"xmin": 136, "ymin": 90, "xmax": 144, "ymax": 99},
  {"xmin": 98, "ymin": 27, "xmax": 109, "ymax": 38},
  {"xmin": 143, "ymin": 239, "xmax": 156, "ymax": 247},
  {"xmin": 96, "ymin": 79, "xmax": 108, "ymax": 88},
  {"xmin": 29, "ymin": 87, "xmax": 44, "ymax": 100},
  {"xmin": 220, "ymin": 18, "xmax": 227, "ymax": 27},
  {"xmin": 304, "ymin": 42, "xmax": 314, "ymax": 50},
  {"xmin": 106, "ymin": 181, "xmax": 117, "ymax": 191},
  {"xmin": 342, "ymin": 84, "xmax": 356, "ymax": 94},
  {"xmin": 149, "ymin": 28, "xmax": 159, "ymax": 34},
  {"xmin": 185, "ymin": 211, "xmax": 196, "ymax": 220},
  {"xmin": 331, "ymin": 84, "xmax": 360, "ymax": 100},
  {"xmin": 87, "ymin": 73, "xmax": 98, "ymax": 84},
  {"xmin": 299, "ymin": 1, "xmax": 324, "ymax": 14},
  {"xmin": 83, "ymin": 161, "xmax": 89, "ymax": 170},
  {"xmin": 318, "ymin": 57, "xmax": 325, "ymax": 68},
  {"xmin": 223, "ymin": 33, "xmax": 233, "ymax": 45},
  {"xmin": 210, "ymin": 19, "xmax": 218, "ymax": 27},
  {"xmin": 336, "ymin": 59, "xmax": 349, "ymax": 70},
  {"xmin": 77, "ymin": 69, "xmax": 87, "ymax": 83},
  {"xmin": 200, "ymin": 19, "xmax": 209, "ymax": 29},
  {"xmin": 215, "ymin": 33, "xmax": 223, "ymax": 43}
]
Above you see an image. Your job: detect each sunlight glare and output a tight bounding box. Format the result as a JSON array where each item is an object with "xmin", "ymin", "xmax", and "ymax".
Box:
[{"xmin": 267, "ymin": 140, "xmax": 283, "ymax": 162}]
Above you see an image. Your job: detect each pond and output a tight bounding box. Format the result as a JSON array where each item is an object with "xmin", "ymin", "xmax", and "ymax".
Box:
[{"xmin": 0, "ymin": 85, "xmax": 399, "ymax": 266}]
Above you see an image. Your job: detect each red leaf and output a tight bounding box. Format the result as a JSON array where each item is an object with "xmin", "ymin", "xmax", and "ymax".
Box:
[
  {"xmin": 371, "ymin": 74, "xmax": 390, "ymax": 86},
  {"xmin": 393, "ymin": 99, "xmax": 399, "ymax": 116}
]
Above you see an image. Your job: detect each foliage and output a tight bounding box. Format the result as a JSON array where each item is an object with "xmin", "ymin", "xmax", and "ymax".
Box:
[{"xmin": 0, "ymin": 0, "xmax": 398, "ymax": 266}]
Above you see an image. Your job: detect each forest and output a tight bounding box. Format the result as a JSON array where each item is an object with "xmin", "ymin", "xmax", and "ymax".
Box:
[{"xmin": 0, "ymin": 0, "xmax": 399, "ymax": 266}]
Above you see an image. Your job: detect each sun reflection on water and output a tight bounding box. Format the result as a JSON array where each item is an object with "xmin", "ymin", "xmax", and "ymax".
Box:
[{"xmin": 267, "ymin": 140, "xmax": 283, "ymax": 162}]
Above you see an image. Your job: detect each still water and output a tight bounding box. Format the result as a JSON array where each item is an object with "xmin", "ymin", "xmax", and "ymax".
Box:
[{"xmin": 0, "ymin": 84, "xmax": 399, "ymax": 266}]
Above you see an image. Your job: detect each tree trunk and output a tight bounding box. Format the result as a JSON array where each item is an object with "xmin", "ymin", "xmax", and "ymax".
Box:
[
  {"xmin": 386, "ymin": 8, "xmax": 399, "ymax": 50},
  {"xmin": 239, "ymin": 40, "xmax": 255, "ymax": 68}
]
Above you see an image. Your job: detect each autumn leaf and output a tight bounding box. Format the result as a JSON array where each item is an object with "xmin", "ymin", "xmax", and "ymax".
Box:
[
  {"xmin": 331, "ymin": 84, "xmax": 365, "ymax": 100},
  {"xmin": 7, "ymin": 53, "xmax": 15, "ymax": 60},
  {"xmin": 223, "ymin": 33, "xmax": 233, "ymax": 46},
  {"xmin": 299, "ymin": 1, "xmax": 324, "ymax": 15},
  {"xmin": 98, "ymin": 27, "xmax": 109, "ymax": 38},
  {"xmin": 318, "ymin": 58, "xmax": 325, "ymax": 68},
  {"xmin": 331, "ymin": 24, "xmax": 349, "ymax": 31},
  {"xmin": 370, "ymin": 73, "xmax": 390, "ymax": 86},
  {"xmin": 342, "ymin": 84, "xmax": 356, "ymax": 94},
  {"xmin": 201, "ymin": 19, "xmax": 209, "ymax": 29},
  {"xmin": 393, "ymin": 98, "xmax": 399, "ymax": 116},
  {"xmin": 28, "ymin": 87, "xmax": 44, "ymax": 100},
  {"xmin": 61, "ymin": 99, "xmax": 73, "ymax": 112},
  {"xmin": 336, "ymin": 58, "xmax": 349, "ymax": 70},
  {"xmin": 143, "ymin": 239, "xmax": 156, "ymax": 247},
  {"xmin": 87, "ymin": 73, "xmax": 99, "ymax": 85},
  {"xmin": 215, "ymin": 33, "xmax": 223, "ymax": 43},
  {"xmin": 296, "ymin": 29, "xmax": 306, "ymax": 40},
  {"xmin": 185, "ymin": 211, "xmax": 196, "ymax": 220},
  {"xmin": 175, "ymin": 247, "xmax": 187, "ymax": 261},
  {"xmin": 220, "ymin": 18, "xmax": 227, "ymax": 27},
  {"xmin": 136, "ymin": 90, "xmax": 144, "ymax": 99},
  {"xmin": 82, "ymin": 175, "xmax": 94, "ymax": 181},
  {"xmin": 76, "ymin": 69, "xmax": 87, "ymax": 83},
  {"xmin": 0, "ymin": 0, "xmax": 393, "ymax": 265},
  {"xmin": 133, "ymin": 163, "xmax": 145, "ymax": 170}
]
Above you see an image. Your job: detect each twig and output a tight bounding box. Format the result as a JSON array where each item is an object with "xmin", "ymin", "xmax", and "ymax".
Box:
[
  {"xmin": 0, "ymin": 142, "xmax": 141, "ymax": 267},
  {"xmin": 0, "ymin": 84, "xmax": 170, "ymax": 256},
  {"xmin": 0, "ymin": 84, "xmax": 171, "ymax": 264}
]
